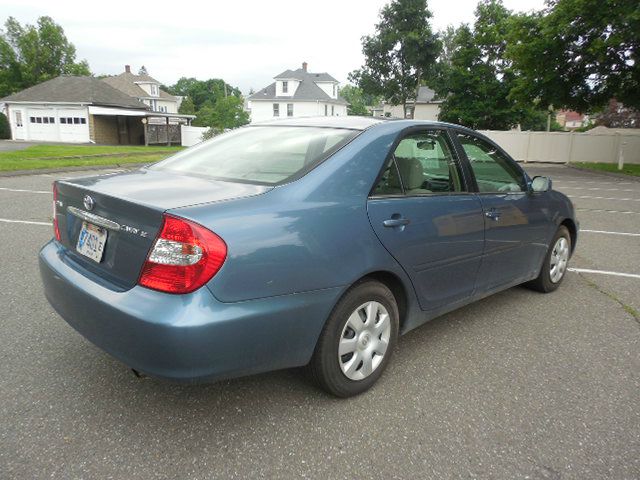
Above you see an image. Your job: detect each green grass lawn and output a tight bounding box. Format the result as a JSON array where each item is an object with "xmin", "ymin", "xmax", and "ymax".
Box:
[
  {"xmin": 572, "ymin": 162, "xmax": 640, "ymax": 177},
  {"xmin": 0, "ymin": 144, "xmax": 182, "ymax": 172}
]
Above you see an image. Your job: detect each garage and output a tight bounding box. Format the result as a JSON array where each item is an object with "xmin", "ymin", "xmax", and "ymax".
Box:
[{"xmin": 22, "ymin": 108, "xmax": 90, "ymax": 143}]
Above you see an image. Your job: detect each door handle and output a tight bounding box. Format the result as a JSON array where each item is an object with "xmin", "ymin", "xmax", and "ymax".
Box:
[
  {"xmin": 383, "ymin": 217, "xmax": 411, "ymax": 228},
  {"xmin": 485, "ymin": 208, "xmax": 501, "ymax": 221}
]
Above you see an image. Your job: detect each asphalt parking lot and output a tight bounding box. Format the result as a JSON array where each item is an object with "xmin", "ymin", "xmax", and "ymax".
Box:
[{"xmin": 0, "ymin": 164, "xmax": 638, "ymax": 479}]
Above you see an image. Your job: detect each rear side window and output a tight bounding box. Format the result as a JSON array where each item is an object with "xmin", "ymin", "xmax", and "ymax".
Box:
[
  {"xmin": 151, "ymin": 126, "xmax": 358, "ymax": 185},
  {"xmin": 457, "ymin": 133, "xmax": 526, "ymax": 192},
  {"xmin": 373, "ymin": 129, "xmax": 464, "ymax": 196}
]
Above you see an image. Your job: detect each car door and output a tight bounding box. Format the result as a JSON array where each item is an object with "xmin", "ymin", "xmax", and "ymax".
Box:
[
  {"xmin": 367, "ymin": 128, "xmax": 485, "ymax": 312},
  {"xmin": 454, "ymin": 131, "xmax": 551, "ymax": 292}
]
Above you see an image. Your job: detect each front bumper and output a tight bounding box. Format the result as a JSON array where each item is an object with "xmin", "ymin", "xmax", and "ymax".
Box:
[{"xmin": 39, "ymin": 240, "xmax": 342, "ymax": 382}]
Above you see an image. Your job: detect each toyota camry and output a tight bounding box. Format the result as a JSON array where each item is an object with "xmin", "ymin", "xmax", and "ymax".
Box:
[{"xmin": 40, "ymin": 117, "xmax": 578, "ymax": 397}]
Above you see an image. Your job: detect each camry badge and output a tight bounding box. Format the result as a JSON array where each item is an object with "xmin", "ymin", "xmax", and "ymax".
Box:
[{"xmin": 83, "ymin": 195, "xmax": 95, "ymax": 211}]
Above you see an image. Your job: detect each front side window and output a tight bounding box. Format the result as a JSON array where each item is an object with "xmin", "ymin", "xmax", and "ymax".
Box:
[
  {"xmin": 282, "ymin": 81, "xmax": 288, "ymax": 93},
  {"xmin": 151, "ymin": 126, "xmax": 358, "ymax": 185},
  {"xmin": 457, "ymin": 133, "xmax": 525, "ymax": 192},
  {"xmin": 273, "ymin": 103, "xmax": 279, "ymax": 117},
  {"xmin": 287, "ymin": 104, "xmax": 293, "ymax": 117},
  {"xmin": 373, "ymin": 129, "xmax": 463, "ymax": 196},
  {"xmin": 14, "ymin": 111, "xmax": 23, "ymax": 127}
]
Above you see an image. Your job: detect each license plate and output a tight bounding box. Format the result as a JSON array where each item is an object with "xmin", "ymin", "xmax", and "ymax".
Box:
[{"xmin": 76, "ymin": 221, "xmax": 107, "ymax": 263}]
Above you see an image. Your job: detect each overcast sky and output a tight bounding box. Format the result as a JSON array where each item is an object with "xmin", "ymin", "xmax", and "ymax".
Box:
[{"xmin": 0, "ymin": 0, "xmax": 545, "ymax": 94}]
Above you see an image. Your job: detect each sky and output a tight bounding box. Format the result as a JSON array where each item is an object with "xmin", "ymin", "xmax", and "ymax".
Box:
[{"xmin": 0, "ymin": 0, "xmax": 546, "ymax": 94}]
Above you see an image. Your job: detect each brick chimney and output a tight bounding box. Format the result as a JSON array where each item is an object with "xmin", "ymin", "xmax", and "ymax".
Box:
[
  {"xmin": 302, "ymin": 62, "xmax": 308, "ymax": 72},
  {"xmin": 125, "ymin": 65, "xmax": 131, "ymax": 73}
]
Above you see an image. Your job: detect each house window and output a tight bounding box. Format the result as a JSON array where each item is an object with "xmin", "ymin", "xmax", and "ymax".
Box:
[
  {"xmin": 151, "ymin": 84, "xmax": 159, "ymax": 96},
  {"xmin": 287, "ymin": 104, "xmax": 294, "ymax": 117},
  {"xmin": 282, "ymin": 81, "xmax": 288, "ymax": 94},
  {"xmin": 331, "ymin": 105, "xmax": 334, "ymax": 116},
  {"xmin": 324, "ymin": 105, "xmax": 328, "ymax": 116},
  {"xmin": 273, "ymin": 103, "xmax": 279, "ymax": 117},
  {"xmin": 14, "ymin": 111, "xmax": 23, "ymax": 127},
  {"xmin": 333, "ymin": 84, "xmax": 336, "ymax": 97}
]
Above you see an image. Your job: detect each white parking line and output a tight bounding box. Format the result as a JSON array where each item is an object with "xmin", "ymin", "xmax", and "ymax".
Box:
[
  {"xmin": 0, "ymin": 187, "xmax": 50, "ymax": 194},
  {"xmin": 569, "ymin": 268, "xmax": 640, "ymax": 280},
  {"xmin": 576, "ymin": 208, "xmax": 640, "ymax": 215},
  {"xmin": 581, "ymin": 229, "xmax": 640, "ymax": 237},
  {"xmin": 560, "ymin": 187, "xmax": 638, "ymax": 192},
  {"xmin": 568, "ymin": 195, "xmax": 640, "ymax": 202},
  {"xmin": 0, "ymin": 218, "xmax": 50, "ymax": 226}
]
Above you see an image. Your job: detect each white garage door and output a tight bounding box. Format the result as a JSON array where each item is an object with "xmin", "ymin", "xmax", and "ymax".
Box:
[
  {"xmin": 57, "ymin": 109, "xmax": 90, "ymax": 143},
  {"xmin": 26, "ymin": 110, "xmax": 59, "ymax": 142},
  {"xmin": 26, "ymin": 108, "xmax": 90, "ymax": 143}
]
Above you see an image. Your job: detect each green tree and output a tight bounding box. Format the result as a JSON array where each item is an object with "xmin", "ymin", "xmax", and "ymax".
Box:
[
  {"xmin": 436, "ymin": 0, "xmax": 549, "ymax": 130},
  {"xmin": 194, "ymin": 96, "xmax": 249, "ymax": 130},
  {"xmin": 339, "ymin": 85, "xmax": 377, "ymax": 116},
  {"xmin": 178, "ymin": 96, "xmax": 196, "ymax": 115},
  {"xmin": 351, "ymin": 0, "xmax": 440, "ymax": 118},
  {"xmin": 167, "ymin": 77, "xmax": 241, "ymax": 111},
  {"xmin": 506, "ymin": 0, "xmax": 640, "ymax": 111},
  {"xmin": 0, "ymin": 16, "xmax": 90, "ymax": 97}
]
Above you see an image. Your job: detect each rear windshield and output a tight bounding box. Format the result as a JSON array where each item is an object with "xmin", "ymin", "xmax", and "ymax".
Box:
[{"xmin": 150, "ymin": 126, "xmax": 359, "ymax": 185}]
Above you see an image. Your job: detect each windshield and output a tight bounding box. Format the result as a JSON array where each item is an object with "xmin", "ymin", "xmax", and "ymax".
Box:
[{"xmin": 151, "ymin": 126, "xmax": 359, "ymax": 185}]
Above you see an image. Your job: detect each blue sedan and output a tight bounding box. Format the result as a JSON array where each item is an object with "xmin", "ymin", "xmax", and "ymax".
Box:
[{"xmin": 39, "ymin": 117, "xmax": 578, "ymax": 397}]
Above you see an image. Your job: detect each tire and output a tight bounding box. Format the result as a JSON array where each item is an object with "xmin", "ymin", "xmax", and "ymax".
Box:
[
  {"xmin": 309, "ymin": 280, "xmax": 399, "ymax": 397},
  {"xmin": 526, "ymin": 225, "xmax": 571, "ymax": 293}
]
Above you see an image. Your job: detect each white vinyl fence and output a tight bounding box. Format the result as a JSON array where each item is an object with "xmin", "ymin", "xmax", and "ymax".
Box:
[
  {"xmin": 478, "ymin": 130, "xmax": 640, "ymax": 164},
  {"xmin": 181, "ymin": 125, "xmax": 208, "ymax": 147}
]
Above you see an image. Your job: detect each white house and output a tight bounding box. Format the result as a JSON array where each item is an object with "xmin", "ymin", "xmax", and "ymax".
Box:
[
  {"xmin": 247, "ymin": 62, "xmax": 348, "ymax": 123},
  {"xmin": 380, "ymin": 86, "xmax": 443, "ymax": 120}
]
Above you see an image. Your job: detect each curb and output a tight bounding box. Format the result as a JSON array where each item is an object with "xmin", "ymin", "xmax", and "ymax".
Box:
[{"xmin": 0, "ymin": 162, "xmax": 150, "ymax": 177}]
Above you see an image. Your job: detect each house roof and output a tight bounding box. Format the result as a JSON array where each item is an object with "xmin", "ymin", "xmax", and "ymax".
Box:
[
  {"xmin": 102, "ymin": 71, "xmax": 177, "ymax": 102},
  {"xmin": 249, "ymin": 68, "xmax": 347, "ymax": 104},
  {"xmin": 0, "ymin": 76, "xmax": 149, "ymax": 109},
  {"xmin": 274, "ymin": 68, "xmax": 338, "ymax": 83}
]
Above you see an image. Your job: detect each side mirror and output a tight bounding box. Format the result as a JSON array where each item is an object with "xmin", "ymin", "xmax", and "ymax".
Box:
[{"xmin": 531, "ymin": 176, "xmax": 552, "ymax": 193}]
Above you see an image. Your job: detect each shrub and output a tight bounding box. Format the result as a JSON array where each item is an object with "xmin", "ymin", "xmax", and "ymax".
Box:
[{"xmin": 0, "ymin": 112, "xmax": 11, "ymax": 139}]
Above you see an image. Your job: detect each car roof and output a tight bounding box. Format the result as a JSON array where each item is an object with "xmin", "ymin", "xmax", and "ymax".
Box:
[{"xmin": 251, "ymin": 116, "xmax": 465, "ymax": 131}]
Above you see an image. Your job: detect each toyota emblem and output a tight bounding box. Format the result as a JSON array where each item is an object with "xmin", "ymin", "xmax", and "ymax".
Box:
[{"xmin": 83, "ymin": 195, "xmax": 95, "ymax": 211}]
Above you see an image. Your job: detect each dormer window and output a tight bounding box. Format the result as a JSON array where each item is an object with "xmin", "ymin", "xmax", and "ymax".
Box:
[
  {"xmin": 150, "ymin": 84, "xmax": 159, "ymax": 97},
  {"xmin": 333, "ymin": 84, "xmax": 336, "ymax": 97},
  {"xmin": 282, "ymin": 81, "xmax": 288, "ymax": 94}
]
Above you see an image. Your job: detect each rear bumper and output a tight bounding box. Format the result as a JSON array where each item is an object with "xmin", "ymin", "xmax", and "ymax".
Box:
[{"xmin": 39, "ymin": 240, "xmax": 341, "ymax": 382}]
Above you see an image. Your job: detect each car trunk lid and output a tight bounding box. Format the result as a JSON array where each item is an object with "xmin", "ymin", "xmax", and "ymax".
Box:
[{"xmin": 54, "ymin": 169, "xmax": 271, "ymax": 290}]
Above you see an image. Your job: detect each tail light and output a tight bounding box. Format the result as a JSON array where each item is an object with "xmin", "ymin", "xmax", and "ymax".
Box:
[
  {"xmin": 138, "ymin": 214, "xmax": 227, "ymax": 294},
  {"xmin": 52, "ymin": 183, "xmax": 61, "ymax": 241}
]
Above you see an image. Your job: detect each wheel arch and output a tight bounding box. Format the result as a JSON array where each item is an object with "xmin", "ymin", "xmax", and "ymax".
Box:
[
  {"xmin": 353, "ymin": 270, "xmax": 409, "ymax": 331},
  {"xmin": 559, "ymin": 218, "xmax": 577, "ymax": 254}
]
